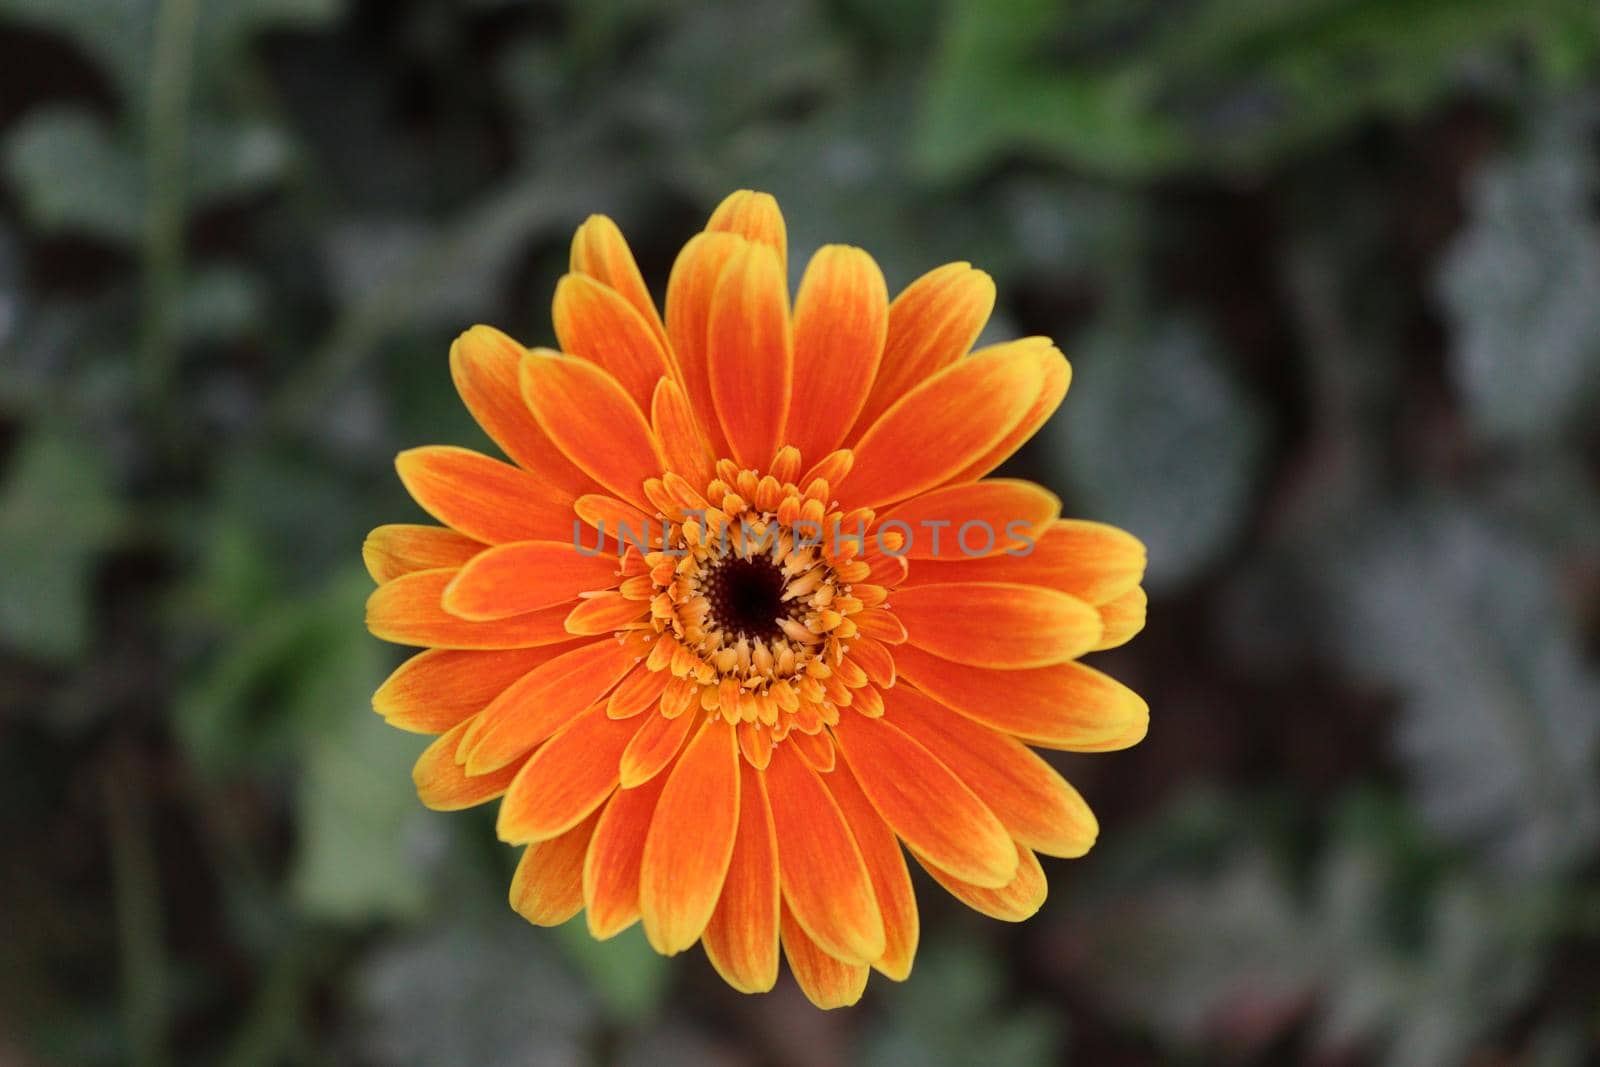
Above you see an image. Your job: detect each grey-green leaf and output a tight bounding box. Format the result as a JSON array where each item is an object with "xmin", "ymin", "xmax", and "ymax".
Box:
[
  {"xmin": 290, "ymin": 659, "xmax": 432, "ymax": 923},
  {"xmin": 1052, "ymin": 314, "xmax": 1267, "ymax": 591},
  {"xmin": 1329, "ymin": 503, "xmax": 1600, "ymax": 879},
  {"xmin": 3, "ymin": 109, "xmax": 144, "ymax": 242},
  {"xmin": 1436, "ymin": 114, "xmax": 1600, "ymax": 441},
  {"xmin": 0, "ymin": 429, "xmax": 120, "ymax": 661}
]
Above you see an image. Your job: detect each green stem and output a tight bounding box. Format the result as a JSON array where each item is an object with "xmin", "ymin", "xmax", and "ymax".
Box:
[
  {"xmin": 105, "ymin": 754, "xmax": 171, "ymax": 1067},
  {"xmin": 217, "ymin": 936, "xmax": 313, "ymax": 1067},
  {"xmin": 140, "ymin": 0, "xmax": 200, "ymax": 429}
]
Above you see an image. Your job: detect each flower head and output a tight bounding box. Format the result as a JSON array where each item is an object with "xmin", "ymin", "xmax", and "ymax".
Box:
[{"xmin": 364, "ymin": 191, "xmax": 1148, "ymax": 1008}]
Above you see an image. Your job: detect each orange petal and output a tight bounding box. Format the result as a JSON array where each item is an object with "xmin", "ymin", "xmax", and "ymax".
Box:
[
  {"xmin": 892, "ymin": 581, "xmax": 1101, "ymax": 668},
  {"xmin": 852, "ymin": 684, "xmax": 884, "ymax": 718},
  {"xmin": 569, "ymin": 214, "xmax": 669, "ymax": 354},
  {"xmin": 496, "ymin": 704, "xmax": 637, "ymax": 843},
  {"xmin": 781, "ymin": 903, "xmax": 868, "ymax": 1010},
  {"xmin": 737, "ymin": 720, "xmax": 774, "ymax": 769},
  {"xmin": 801, "ymin": 448, "xmax": 854, "ymax": 491},
  {"xmin": 651, "ymin": 377, "xmax": 715, "ymax": 490},
  {"xmin": 639, "ymin": 717, "xmax": 741, "ymax": 954},
  {"xmin": 396, "ymin": 446, "xmax": 576, "ymax": 544},
  {"xmin": 854, "ymin": 609, "xmax": 907, "ymax": 644},
  {"xmin": 366, "ymin": 568, "xmax": 575, "ymax": 650},
  {"xmin": 363, "ymin": 524, "xmax": 483, "ymax": 584},
  {"xmin": 374, "ymin": 644, "xmax": 579, "ymax": 734},
  {"xmin": 565, "ymin": 592, "xmax": 649, "ymax": 636},
  {"xmin": 948, "ymin": 338, "xmax": 1071, "ymax": 483},
  {"xmin": 606, "ymin": 663, "xmax": 670, "ymax": 719},
  {"xmin": 893, "ymin": 643, "xmax": 1148, "ymax": 751},
  {"xmin": 876, "ymin": 480, "xmax": 1060, "ymax": 561},
  {"xmin": 863, "ymin": 547, "xmax": 909, "ymax": 587},
  {"xmin": 788, "ymin": 729, "xmax": 836, "ymax": 773},
  {"xmin": 665, "ymin": 232, "xmax": 743, "ymax": 458},
  {"xmin": 764, "ymin": 743, "xmax": 885, "ymax": 965},
  {"xmin": 553, "ymin": 272, "xmax": 675, "ymax": 413},
  {"xmin": 846, "ymin": 638, "xmax": 896, "ymax": 689},
  {"xmin": 839, "ymin": 345, "xmax": 1043, "ymax": 508},
  {"xmin": 886, "ymin": 684, "xmax": 1097, "ymax": 857},
  {"xmin": 1076, "ymin": 712, "xmax": 1151, "ymax": 754},
  {"xmin": 705, "ymin": 189, "xmax": 787, "ymax": 276},
  {"xmin": 831, "ymin": 713, "xmax": 1015, "ymax": 888},
  {"xmin": 901, "ymin": 519, "xmax": 1146, "ymax": 606},
  {"xmin": 703, "ymin": 760, "xmax": 781, "ymax": 993},
  {"xmin": 619, "ymin": 708, "xmax": 698, "ymax": 787},
  {"xmin": 441, "ymin": 540, "xmax": 619, "ymax": 620},
  {"xmin": 826, "ymin": 762, "xmax": 919, "ymax": 981},
  {"xmin": 464, "ymin": 637, "xmax": 644, "ymax": 773},
  {"xmin": 572, "ymin": 493, "xmax": 651, "ymax": 543},
  {"xmin": 509, "ymin": 808, "xmax": 601, "ymax": 927},
  {"xmin": 449, "ymin": 325, "xmax": 593, "ymax": 496},
  {"xmin": 786, "ymin": 246, "xmax": 888, "ymax": 461},
  {"xmin": 583, "ymin": 772, "xmax": 669, "ymax": 940},
  {"xmin": 412, "ymin": 718, "xmax": 527, "ymax": 811},
  {"xmin": 1094, "ymin": 585, "xmax": 1147, "ymax": 650},
  {"xmin": 707, "ymin": 242, "xmax": 792, "ymax": 469},
  {"xmin": 520, "ymin": 350, "xmax": 665, "ymax": 513},
  {"xmin": 850, "ymin": 263, "xmax": 994, "ymax": 440},
  {"xmin": 918, "ymin": 841, "xmax": 1046, "ymax": 922}
]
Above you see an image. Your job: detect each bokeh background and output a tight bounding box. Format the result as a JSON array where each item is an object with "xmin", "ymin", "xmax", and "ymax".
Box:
[{"xmin": 3, "ymin": 1, "xmax": 1599, "ymax": 1064}]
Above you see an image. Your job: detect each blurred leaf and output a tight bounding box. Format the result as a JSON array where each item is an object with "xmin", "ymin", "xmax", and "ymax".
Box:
[
  {"xmin": 331, "ymin": 175, "xmax": 607, "ymax": 325},
  {"xmin": 862, "ymin": 939, "xmax": 1061, "ymax": 1067},
  {"xmin": 1318, "ymin": 860, "xmax": 1544, "ymax": 1067},
  {"xmin": 274, "ymin": 171, "xmax": 620, "ymax": 423},
  {"xmin": 0, "ymin": 428, "xmax": 120, "ymax": 661},
  {"xmin": 701, "ymin": 88, "xmax": 1130, "ymax": 293},
  {"xmin": 200, "ymin": 446, "xmax": 377, "ymax": 598},
  {"xmin": 633, "ymin": 0, "xmax": 848, "ymax": 155},
  {"xmin": 3, "ymin": 110, "xmax": 296, "ymax": 247},
  {"xmin": 291, "ymin": 683, "xmax": 430, "ymax": 923},
  {"xmin": 189, "ymin": 119, "xmax": 293, "ymax": 205},
  {"xmin": 174, "ymin": 446, "xmax": 387, "ymax": 771},
  {"xmin": 355, "ymin": 912, "xmax": 598, "ymax": 1067},
  {"xmin": 1052, "ymin": 314, "xmax": 1267, "ymax": 591},
  {"xmin": 1077, "ymin": 804, "xmax": 1548, "ymax": 1066},
  {"xmin": 1329, "ymin": 503, "xmax": 1600, "ymax": 879},
  {"xmin": 0, "ymin": 0, "xmax": 155, "ymax": 105},
  {"xmin": 197, "ymin": 0, "xmax": 342, "ymax": 52},
  {"xmin": 918, "ymin": 0, "xmax": 1600, "ymax": 180},
  {"xmin": 175, "ymin": 553, "xmax": 365, "ymax": 766},
  {"xmin": 917, "ymin": 0, "xmax": 1183, "ymax": 181},
  {"xmin": 1436, "ymin": 108, "xmax": 1600, "ymax": 441},
  {"xmin": 1079, "ymin": 848, "xmax": 1313, "ymax": 1049},
  {"xmin": 287, "ymin": 571, "xmax": 430, "ymax": 923},
  {"xmin": 552, "ymin": 920, "xmax": 670, "ymax": 1025},
  {"xmin": 181, "ymin": 265, "xmax": 266, "ymax": 340},
  {"xmin": 322, "ymin": 222, "xmax": 442, "ymax": 317},
  {"xmin": 995, "ymin": 178, "xmax": 1149, "ymax": 278},
  {"xmin": 3, "ymin": 108, "xmax": 143, "ymax": 241},
  {"xmin": 0, "ymin": 0, "xmax": 343, "ymax": 105}
]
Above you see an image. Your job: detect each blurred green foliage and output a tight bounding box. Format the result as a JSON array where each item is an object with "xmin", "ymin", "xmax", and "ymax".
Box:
[{"xmin": 1, "ymin": 1, "xmax": 1597, "ymax": 1065}]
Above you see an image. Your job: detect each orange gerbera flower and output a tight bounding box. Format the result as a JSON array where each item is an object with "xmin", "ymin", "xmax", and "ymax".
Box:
[{"xmin": 363, "ymin": 190, "xmax": 1148, "ymax": 1008}]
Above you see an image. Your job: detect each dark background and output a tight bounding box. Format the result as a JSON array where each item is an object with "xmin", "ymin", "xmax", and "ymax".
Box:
[{"xmin": 2, "ymin": 1, "xmax": 1599, "ymax": 1064}]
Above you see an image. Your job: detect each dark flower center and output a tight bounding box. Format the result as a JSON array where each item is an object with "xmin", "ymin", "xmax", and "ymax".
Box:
[{"xmin": 704, "ymin": 555, "xmax": 789, "ymax": 641}]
